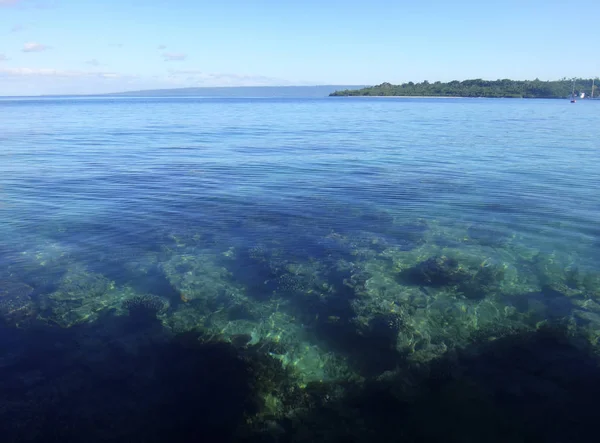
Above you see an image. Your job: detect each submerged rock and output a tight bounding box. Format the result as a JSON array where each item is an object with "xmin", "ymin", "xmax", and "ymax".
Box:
[
  {"xmin": 40, "ymin": 267, "xmax": 121, "ymax": 327},
  {"xmin": 160, "ymin": 252, "xmax": 239, "ymax": 305},
  {"xmin": 406, "ymin": 256, "xmax": 469, "ymax": 287},
  {"xmin": 402, "ymin": 255, "xmax": 505, "ymax": 300}
]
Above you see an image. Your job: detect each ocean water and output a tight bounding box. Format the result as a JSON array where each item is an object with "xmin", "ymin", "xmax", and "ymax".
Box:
[{"xmin": 1, "ymin": 96, "xmax": 600, "ymax": 441}]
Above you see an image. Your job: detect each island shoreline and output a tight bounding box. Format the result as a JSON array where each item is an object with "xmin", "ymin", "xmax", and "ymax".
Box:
[{"xmin": 329, "ymin": 78, "xmax": 597, "ymax": 99}]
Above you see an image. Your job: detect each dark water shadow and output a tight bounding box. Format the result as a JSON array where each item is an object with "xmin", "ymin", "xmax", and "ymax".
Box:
[
  {"xmin": 272, "ymin": 325, "xmax": 600, "ymax": 443},
  {"xmin": 466, "ymin": 223, "xmax": 511, "ymax": 247},
  {"xmin": 311, "ymin": 308, "xmax": 406, "ymax": 377},
  {"xmin": 126, "ymin": 264, "xmax": 183, "ymax": 303},
  {"xmin": 3, "ymin": 313, "xmax": 600, "ymax": 443},
  {"xmin": 0, "ymin": 313, "xmax": 279, "ymax": 443},
  {"xmin": 289, "ymin": 266, "xmax": 405, "ymax": 377},
  {"xmin": 510, "ymin": 285, "xmax": 576, "ymax": 322},
  {"xmin": 224, "ymin": 246, "xmax": 281, "ymax": 301}
]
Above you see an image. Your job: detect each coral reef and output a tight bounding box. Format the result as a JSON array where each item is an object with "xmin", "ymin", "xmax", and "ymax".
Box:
[
  {"xmin": 38, "ymin": 266, "xmax": 119, "ymax": 327},
  {"xmin": 2, "ymin": 210, "xmax": 600, "ymax": 442}
]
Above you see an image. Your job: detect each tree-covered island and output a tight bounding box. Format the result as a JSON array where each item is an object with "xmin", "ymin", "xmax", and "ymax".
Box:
[{"xmin": 330, "ymin": 78, "xmax": 599, "ymax": 98}]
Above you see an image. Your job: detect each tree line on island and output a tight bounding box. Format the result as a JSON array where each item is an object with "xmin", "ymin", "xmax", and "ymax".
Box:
[{"xmin": 330, "ymin": 78, "xmax": 599, "ymax": 98}]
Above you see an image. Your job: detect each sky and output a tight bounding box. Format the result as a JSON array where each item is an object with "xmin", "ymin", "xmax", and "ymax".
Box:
[{"xmin": 1, "ymin": 0, "xmax": 599, "ymax": 95}]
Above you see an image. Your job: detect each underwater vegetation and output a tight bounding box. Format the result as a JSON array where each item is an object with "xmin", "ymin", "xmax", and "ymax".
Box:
[
  {"xmin": 1, "ymin": 213, "xmax": 600, "ymax": 442},
  {"xmin": 37, "ymin": 266, "xmax": 120, "ymax": 328},
  {"xmin": 1, "ymin": 314, "xmax": 600, "ymax": 442}
]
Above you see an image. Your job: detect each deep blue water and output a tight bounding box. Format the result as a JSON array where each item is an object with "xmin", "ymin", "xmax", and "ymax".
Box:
[
  {"xmin": 2, "ymin": 97, "xmax": 599, "ymax": 267},
  {"xmin": 1, "ymin": 96, "xmax": 600, "ymax": 441}
]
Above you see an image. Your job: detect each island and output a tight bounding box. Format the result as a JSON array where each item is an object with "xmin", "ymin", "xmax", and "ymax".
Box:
[{"xmin": 330, "ymin": 78, "xmax": 599, "ymax": 99}]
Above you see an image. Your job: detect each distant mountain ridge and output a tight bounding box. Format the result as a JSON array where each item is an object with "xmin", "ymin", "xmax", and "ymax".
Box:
[{"xmin": 102, "ymin": 85, "xmax": 369, "ymax": 98}]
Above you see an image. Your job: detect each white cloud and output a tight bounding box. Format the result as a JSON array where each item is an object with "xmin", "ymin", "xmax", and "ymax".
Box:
[
  {"xmin": 85, "ymin": 59, "xmax": 100, "ymax": 66},
  {"xmin": 22, "ymin": 42, "xmax": 50, "ymax": 52},
  {"xmin": 162, "ymin": 52, "xmax": 186, "ymax": 61},
  {"xmin": 0, "ymin": 67, "xmax": 121, "ymax": 78},
  {"xmin": 0, "ymin": 67, "xmax": 146, "ymax": 95},
  {"xmin": 0, "ymin": 54, "xmax": 8, "ymax": 61},
  {"xmin": 167, "ymin": 69, "xmax": 292, "ymax": 87},
  {"xmin": 0, "ymin": 64, "xmax": 301, "ymax": 95}
]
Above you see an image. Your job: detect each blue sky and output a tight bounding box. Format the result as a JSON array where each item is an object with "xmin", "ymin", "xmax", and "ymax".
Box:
[{"xmin": 1, "ymin": 0, "xmax": 599, "ymax": 95}]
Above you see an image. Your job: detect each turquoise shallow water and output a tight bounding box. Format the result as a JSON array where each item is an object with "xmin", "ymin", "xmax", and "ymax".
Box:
[{"xmin": 2, "ymin": 96, "xmax": 600, "ymax": 441}]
